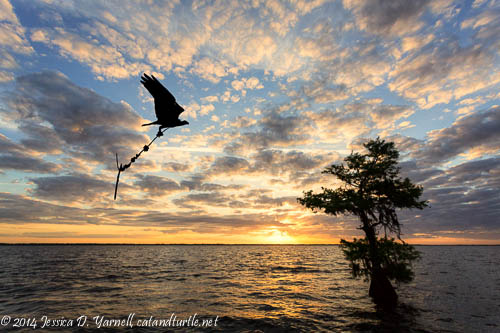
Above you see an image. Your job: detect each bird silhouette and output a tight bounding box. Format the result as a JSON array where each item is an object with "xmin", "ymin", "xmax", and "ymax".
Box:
[{"xmin": 140, "ymin": 74, "xmax": 189, "ymax": 130}]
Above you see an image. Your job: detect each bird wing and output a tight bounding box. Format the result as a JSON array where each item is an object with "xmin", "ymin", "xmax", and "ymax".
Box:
[{"xmin": 140, "ymin": 74, "xmax": 184, "ymax": 120}]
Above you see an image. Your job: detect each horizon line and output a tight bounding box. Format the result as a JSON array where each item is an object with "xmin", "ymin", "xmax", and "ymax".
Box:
[{"xmin": 1, "ymin": 243, "xmax": 499, "ymax": 246}]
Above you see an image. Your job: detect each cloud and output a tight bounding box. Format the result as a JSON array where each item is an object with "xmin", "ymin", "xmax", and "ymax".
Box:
[
  {"xmin": 413, "ymin": 106, "xmax": 500, "ymax": 164},
  {"xmin": 194, "ymin": 145, "xmax": 338, "ymax": 196},
  {"xmin": 305, "ymin": 39, "xmax": 392, "ymax": 96},
  {"xmin": 343, "ymin": 0, "xmax": 430, "ymax": 36},
  {"xmin": 0, "ymin": 70, "xmax": 13, "ymax": 82},
  {"xmin": 461, "ymin": 8, "xmax": 499, "ymax": 30},
  {"xmin": 231, "ymin": 77, "xmax": 263, "ymax": 92},
  {"xmin": 0, "ymin": 134, "xmax": 60, "ymax": 173},
  {"xmin": 31, "ymin": 27, "xmax": 143, "ymax": 80},
  {"xmin": 201, "ymin": 95, "xmax": 219, "ymax": 103},
  {"xmin": 250, "ymin": 149, "xmax": 333, "ymax": 176},
  {"xmin": 0, "ymin": 1, "xmax": 32, "ymax": 55},
  {"xmin": 231, "ymin": 80, "xmax": 245, "ymax": 91},
  {"xmin": 0, "ymin": 153, "xmax": 60, "ymax": 174},
  {"xmin": 389, "ymin": 35, "xmax": 500, "ymax": 109},
  {"xmin": 225, "ymin": 110, "xmax": 313, "ymax": 154},
  {"xmin": 0, "ymin": 0, "xmax": 33, "ymax": 81},
  {"xmin": 4, "ymin": 71, "xmax": 149, "ymax": 168},
  {"xmin": 369, "ymin": 105, "xmax": 414, "ymax": 129},
  {"xmin": 30, "ymin": 173, "xmax": 112, "ymax": 203},
  {"xmin": 0, "ymin": 0, "xmax": 17, "ymax": 23},
  {"xmin": 401, "ymin": 33, "xmax": 435, "ymax": 54},
  {"xmin": 200, "ymin": 104, "xmax": 215, "ymax": 116},
  {"xmin": 18, "ymin": 122, "xmax": 64, "ymax": 154},
  {"xmin": 191, "ymin": 57, "xmax": 231, "ymax": 83},
  {"xmin": 208, "ymin": 156, "xmax": 251, "ymax": 177},
  {"xmin": 251, "ymin": 194, "xmax": 297, "ymax": 209},
  {"xmin": 26, "ymin": 1, "xmax": 187, "ymax": 79},
  {"xmin": 162, "ymin": 162, "xmax": 193, "ymax": 173},
  {"xmin": 133, "ymin": 174, "xmax": 184, "ymax": 197},
  {"xmin": 173, "ymin": 191, "xmax": 246, "ymax": 209},
  {"xmin": 0, "ymin": 192, "xmax": 96, "ymax": 224},
  {"xmin": 224, "ymin": 116, "xmax": 258, "ymax": 129},
  {"xmin": 398, "ymin": 157, "xmax": 500, "ymax": 234},
  {"xmin": 305, "ymin": 107, "xmax": 370, "ymax": 144},
  {"xmin": 20, "ymin": 0, "xmax": 337, "ymax": 82},
  {"xmin": 444, "ymin": 158, "xmax": 500, "ymax": 188},
  {"xmin": 306, "ymin": 84, "xmax": 349, "ymax": 103},
  {"xmin": 183, "ymin": 102, "xmax": 200, "ymax": 119},
  {"xmin": 0, "ymin": 192, "xmax": 278, "ymax": 231},
  {"xmin": 219, "ymin": 90, "xmax": 241, "ymax": 103},
  {"xmin": 174, "ymin": 189, "xmax": 297, "ymax": 210},
  {"xmin": 18, "ymin": 232, "xmax": 125, "ymax": 239}
]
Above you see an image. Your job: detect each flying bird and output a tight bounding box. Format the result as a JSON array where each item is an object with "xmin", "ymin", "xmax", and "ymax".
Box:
[{"xmin": 140, "ymin": 74, "xmax": 189, "ymax": 130}]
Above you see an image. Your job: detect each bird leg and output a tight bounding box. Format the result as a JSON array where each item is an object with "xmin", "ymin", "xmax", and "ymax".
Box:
[{"xmin": 157, "ymin": 126, "xmax": 168, "ymax": 137}]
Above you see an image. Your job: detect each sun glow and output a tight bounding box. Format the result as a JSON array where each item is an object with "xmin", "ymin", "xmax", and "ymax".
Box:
[{"xmin": 266, "ymin": 229, "xmax": 296, "ymax": 244}]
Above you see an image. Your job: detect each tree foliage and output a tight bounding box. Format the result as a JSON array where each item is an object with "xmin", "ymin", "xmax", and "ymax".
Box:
[
  {"xmin": 298, "ymin": 138, "xmax": 428, "ymax": 238},
  {"xmin": 340, "ymin": 237, "xmax": 421, "ymax": 283}
]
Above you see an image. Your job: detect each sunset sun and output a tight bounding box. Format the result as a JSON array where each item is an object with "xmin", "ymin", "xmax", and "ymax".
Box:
[{"xmin": 266, "ymin": 229, "xmax": 296, "ymax": 244}]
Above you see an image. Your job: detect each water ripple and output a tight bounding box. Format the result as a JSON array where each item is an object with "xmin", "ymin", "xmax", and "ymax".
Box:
[{"xmin": 0, "ymin": 245, "xmax": 498, "ymax": 332}]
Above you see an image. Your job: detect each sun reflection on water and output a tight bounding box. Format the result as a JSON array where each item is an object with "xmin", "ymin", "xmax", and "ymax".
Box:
[{"xmin": 1, "ymin": 245, "xmax": 456, "ymax": 331}]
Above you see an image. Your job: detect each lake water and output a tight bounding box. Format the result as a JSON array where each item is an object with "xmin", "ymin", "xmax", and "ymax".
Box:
[{"xmin": 0, "ymin": 245, "xmax": 499, "ymax": 332}]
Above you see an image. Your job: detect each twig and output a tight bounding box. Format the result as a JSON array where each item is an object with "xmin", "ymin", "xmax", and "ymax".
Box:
[
  {"xmin": 114, "ymin": 127, "xmax": 168, "ymax": 200},
  {"xmin": 114, "ymin": 153, "xmax": 121, "ymax": 200}
]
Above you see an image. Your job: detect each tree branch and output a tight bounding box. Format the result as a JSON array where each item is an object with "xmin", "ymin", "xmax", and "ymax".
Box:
[{"xmin": 113, "ymin": 127, "xmax": 169, "ymax": 200}]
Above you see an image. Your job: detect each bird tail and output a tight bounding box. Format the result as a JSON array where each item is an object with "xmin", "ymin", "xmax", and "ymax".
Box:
[{"xmin": 142, "ymin": 121, "xmax": 159, "ymax": 126}]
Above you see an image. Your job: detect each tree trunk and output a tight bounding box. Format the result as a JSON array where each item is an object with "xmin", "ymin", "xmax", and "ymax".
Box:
[
  {"xmin": 369, "ymin": 268, "xmax": 398, "ymax": 309},
  {"xmin": 361, "ymin": 213, "xmax": 398, "ymax": 309}
]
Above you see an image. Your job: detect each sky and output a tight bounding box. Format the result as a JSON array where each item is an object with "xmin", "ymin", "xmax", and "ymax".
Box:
[{"xmin": 0, "ymin": 0, "xmax": 499, "ymax": 244}]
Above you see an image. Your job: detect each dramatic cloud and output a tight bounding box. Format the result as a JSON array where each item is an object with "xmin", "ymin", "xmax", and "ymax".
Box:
[
  {"xmin": 0, "ymin": 134, "xmax": 60, "ymax": 173},
  {"xmin": 134, "ymin": 175, "xmax": 184, "ymax": 197},
  {"xmin": 30, "ymin": 173, "xmax": 112, "ymax": 203},
  {"xmin": 344, "ymin": 0, "xmax": 430, "ymax": 36},
  {"xmin": 23, "ymin": 0, "xmax": 330, "ymax": 80},
  {"xmin": 413, "ymin": 107, "xmax": 500, "ymax": 164},
  {"xmin": 4, "ymin": 71, "xmax": 148, "ymax": 167},
  {"xmin": 0, "ymin": 192, "xmax": 96, "ymax": 224},
  {"xmin": 399, "ymin": 158, "xmax": 500, "ymax": 235},
  {"xmin": 251, "ymin": 149, "xmax": 333, "ymax": 176},
  {"xmin": 0, "ymin": 192, "xmax": 279, "ymax": 232},
  {"xmin": 225, "ymin": 110, "xmax": 313, "ymax": 154},
  {"xmin": 0, "ymin": 153, "xmax": 60, "ymax": 174},
  {"xmin": 208, "ymin": 156, "xmax": 251, "ymax": 177}
]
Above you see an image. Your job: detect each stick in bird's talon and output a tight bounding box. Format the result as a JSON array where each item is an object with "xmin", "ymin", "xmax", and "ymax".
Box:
[{"xmin": 157, "ymin": 130, "xmax": 163, "ymax": 137}]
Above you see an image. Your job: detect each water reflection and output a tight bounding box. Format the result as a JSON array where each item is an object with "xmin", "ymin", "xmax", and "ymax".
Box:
[{"xmin": 0, "ymin": 245, "xmax": 498, "ymax": 332}]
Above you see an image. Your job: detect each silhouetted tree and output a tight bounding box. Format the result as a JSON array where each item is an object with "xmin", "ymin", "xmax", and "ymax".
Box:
[{"xmin": 298, "ymin": 138, "xmax": 428, "ymax": 308}]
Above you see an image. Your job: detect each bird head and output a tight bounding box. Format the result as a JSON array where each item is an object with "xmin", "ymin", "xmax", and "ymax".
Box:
[{"xmin": 181, "ymin": 120, "xmax": 189, "ymax": 126}]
